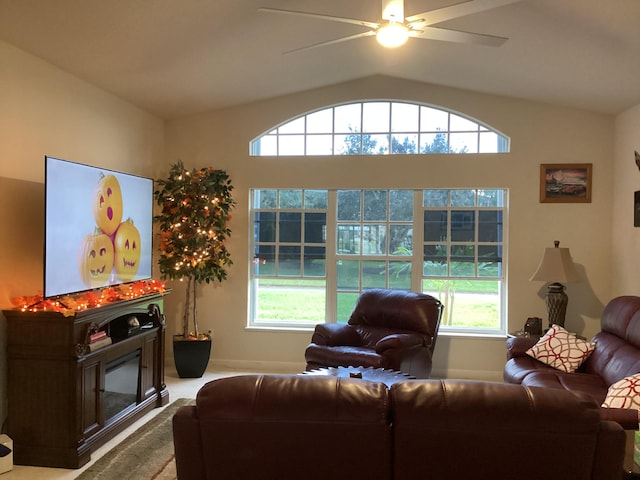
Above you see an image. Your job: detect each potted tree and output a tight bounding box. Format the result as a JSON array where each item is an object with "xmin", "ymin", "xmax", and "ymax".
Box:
[{"xmin": 153, "ymin": 161, "xmax": 235, "ymax": 378}]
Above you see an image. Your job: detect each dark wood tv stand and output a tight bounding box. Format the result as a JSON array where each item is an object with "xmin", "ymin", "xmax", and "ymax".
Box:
[{"xmin": 3, "ymin": 292, "xmax": 169, "ymax": 468}]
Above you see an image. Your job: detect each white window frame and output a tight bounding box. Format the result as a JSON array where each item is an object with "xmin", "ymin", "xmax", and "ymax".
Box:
[{"xmin": 249, "ymin": 188, "xmax": 507, "ymax": 336}]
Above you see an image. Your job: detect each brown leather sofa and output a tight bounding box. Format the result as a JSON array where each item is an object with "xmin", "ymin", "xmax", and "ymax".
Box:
[
  {"xmin": 304, "ymin": 289, "xmax": 443, "ymax": 378},
  {"xmin": 172, "ymin": 374, "xmax": 626, "ymax": 480},
  {"xmin": 504, "ymin": 295, "xmax": 640, "ymax": 429}
]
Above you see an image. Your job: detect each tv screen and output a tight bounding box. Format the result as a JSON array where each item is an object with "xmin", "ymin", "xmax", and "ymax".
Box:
[{"xmin": 44, "ymin": 156, "xmax": 153, "ymax": 298}]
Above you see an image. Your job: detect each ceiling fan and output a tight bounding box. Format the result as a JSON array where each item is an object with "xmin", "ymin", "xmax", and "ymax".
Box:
[{"xmin": 259, "ymin": 0, "xmax": 522, "ymax": 53}]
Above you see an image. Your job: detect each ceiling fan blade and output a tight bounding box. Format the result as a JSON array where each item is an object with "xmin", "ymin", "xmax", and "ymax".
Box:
[
  {"xmin": 283, "ymin": 31, "xmax": 376, "ymax": 55},
  {"xmin": 410, "ymin": 26, "xmax": 508, "ymax": 46},
  {"xmin": 406, "ymin": 0, "xmax": 522, "ymax": 26},
  {"xmin": 381, "ymin": 0, "xmax": 404, "ymax": 22},
  {"xmin": 258, "ymin": 7, "xmax": 379, "ymax": 30}
]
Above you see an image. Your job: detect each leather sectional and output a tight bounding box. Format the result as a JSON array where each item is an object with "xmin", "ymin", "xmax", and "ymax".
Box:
[{"xmin": 172, "ymin": 374, "xmax": 626, "ymax": 480}]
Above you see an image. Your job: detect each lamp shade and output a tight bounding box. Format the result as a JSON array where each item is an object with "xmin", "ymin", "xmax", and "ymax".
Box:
[{"xmin": 530, "ymin": 241, "xmax": 580, "ymax": 283}]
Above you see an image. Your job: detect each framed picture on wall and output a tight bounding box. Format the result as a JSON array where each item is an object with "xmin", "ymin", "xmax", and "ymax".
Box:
[{"xmin": 539, "ymin": 163, "xmax": 592, "ymax": 203}]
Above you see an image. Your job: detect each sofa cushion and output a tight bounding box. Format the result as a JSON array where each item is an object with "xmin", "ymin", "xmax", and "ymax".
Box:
[
  {"xmin": 526, "ymin": 324, "xmax": 596, "ymax": 373},
  {"xmin": 521, "ymin": 370, "xmax": 609, "ymax": 404}
]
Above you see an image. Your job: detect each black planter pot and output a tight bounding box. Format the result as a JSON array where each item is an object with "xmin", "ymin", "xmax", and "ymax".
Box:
[{"xmin": 173, "ymin": 338, "xmax": 212, "ymax": 378}]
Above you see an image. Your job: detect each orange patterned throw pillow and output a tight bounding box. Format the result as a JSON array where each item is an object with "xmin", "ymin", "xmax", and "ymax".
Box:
[
  {"xmin": 602, "ymin": 374, "xmax": 640, "ymax": 410},
  {"xmin": 526, "ymin": 324, "xmax": 596, "ymax": 373}
]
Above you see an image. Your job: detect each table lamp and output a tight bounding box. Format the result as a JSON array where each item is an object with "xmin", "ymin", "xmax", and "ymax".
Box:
[{"xmin": 530, "ymin": 240, "xmax": 580, "ymax": 329}]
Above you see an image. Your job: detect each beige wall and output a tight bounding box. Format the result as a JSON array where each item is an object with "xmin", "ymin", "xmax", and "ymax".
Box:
[
  {"xmin": 612, "ymin": 104, "xmax": 640, "ymax": 294},
  {"xmin": 0, "ymin": 40, "xmax": 164, "ymax": 424},
  {"xmin": 164, "ymin": 75, "xmax": 615, "ymax": 380},
  {"xmin": 0, "ymin": 36, "xmax": 627, "ymax": 398}
]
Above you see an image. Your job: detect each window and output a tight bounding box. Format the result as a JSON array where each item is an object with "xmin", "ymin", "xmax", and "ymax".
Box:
[
  {"xmin": 250, "ymin": 189, "xmax": 507, "ymax": 335},
  {"xmin": 250, "ymin": 101, "xmax": 509, "ymax": 156}
]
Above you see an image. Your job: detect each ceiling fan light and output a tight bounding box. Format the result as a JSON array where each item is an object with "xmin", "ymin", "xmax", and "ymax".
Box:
[{"xmin": 376, "ymin": 23, "xmax": 409, "ymax": 48}]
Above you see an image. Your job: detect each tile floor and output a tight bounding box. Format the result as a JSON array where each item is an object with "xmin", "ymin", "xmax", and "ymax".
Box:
[{"xmin": 1, "ymin": 368, "xmax": 254, "ymax": 480}]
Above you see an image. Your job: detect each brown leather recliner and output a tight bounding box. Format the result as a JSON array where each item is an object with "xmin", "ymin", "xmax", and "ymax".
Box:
[{"xmin": 304, "ymin": 289, "xmax": 443, "ymax": 378}]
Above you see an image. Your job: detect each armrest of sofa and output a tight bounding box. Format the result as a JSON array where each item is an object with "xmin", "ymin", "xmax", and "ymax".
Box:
[
  {"xmin": 310, "ymin": 323, "xmax": 362, "ymax": 346},
  {"xmin": 173, "ymin": 405, "xmax": 207, "ymax": 480},
  {"xmin": 506, "ymin": 336, "xmax": 539, "ymax": 359},
  {"xmin": 375, "ymin": 333, "xmax": 424, "ymax": 354},
  {"xmin": 600, "ymin": 406, "xmax": 640, "ymax": 430}
]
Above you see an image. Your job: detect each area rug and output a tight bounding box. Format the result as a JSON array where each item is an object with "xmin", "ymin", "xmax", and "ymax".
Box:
[{"xmin": 75, "ymin": 398, "xmax": 194, "ymax": 480}]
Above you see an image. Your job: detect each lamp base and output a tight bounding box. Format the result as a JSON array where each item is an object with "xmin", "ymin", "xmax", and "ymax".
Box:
[{"xmin": 545, "ymin": 282, "xmax": 568, "ymax": 329}]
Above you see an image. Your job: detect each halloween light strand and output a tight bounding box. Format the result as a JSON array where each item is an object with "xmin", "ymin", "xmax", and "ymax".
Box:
[{"xmin": 11, "ymin": 279, "xmax": 166, "ymax": 317}]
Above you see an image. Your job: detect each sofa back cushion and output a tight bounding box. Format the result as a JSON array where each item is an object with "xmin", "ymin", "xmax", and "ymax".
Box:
[
  {"xmin": 390, "ymin": 379, "xmax": 624, "ymax": 480},
  {"xmin": 193, "ymin": 375, "xmax": 391, "ymax": 480},
  {"xmin": 348, "ymin": 289, "xmax": 442, "ymax": 338},
  {"xmin": 582, "ymin": 296, "xmax": 640, "ymax": 386}
]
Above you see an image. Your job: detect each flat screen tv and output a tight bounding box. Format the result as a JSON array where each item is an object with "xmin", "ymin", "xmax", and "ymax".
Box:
[{"xmin": 44, "ymin": 156, "xmax": 154, "ymax": 298}]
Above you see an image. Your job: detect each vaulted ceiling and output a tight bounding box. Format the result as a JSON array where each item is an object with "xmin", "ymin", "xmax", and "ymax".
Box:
[{"xmin": 1, "ymin": 0, "xmax": 638, "ymax": 119}]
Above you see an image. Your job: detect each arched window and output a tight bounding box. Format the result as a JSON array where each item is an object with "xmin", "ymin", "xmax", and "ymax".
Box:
[{"xmin": 250, "ymin": 100, "xmax": 509, "ymax": 156}]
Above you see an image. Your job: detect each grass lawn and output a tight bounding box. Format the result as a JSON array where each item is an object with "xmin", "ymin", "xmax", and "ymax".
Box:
[{"xmin": 256, "ymin": 285, "xmax": 499, "ymax": 328}]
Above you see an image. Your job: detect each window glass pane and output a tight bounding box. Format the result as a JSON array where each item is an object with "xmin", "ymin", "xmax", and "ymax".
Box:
[
  {"xmin": 479, "ymin": 131, "xmax": 499, "ymax": 153},
  {"xmin": 362, "ymin": 224, "xmax": 386, "ymax": 255},
  {"xmin": 304, "ymin": 212, "xmax": 326, "ymax": 243},
  {"xmin": 450, "ymin": 114, "xmax": 478, "ymax": 132},
  {"xmin": 364, "ymin": 190, "xmax": 387, "ymax": 221},
  {"xmin": 304, "ymin": 190, "xmax": 328, "ymax": 209},
  {"xmin": 337, "ymin": 224, "xmax": 360, "ymax": 254},
  {"xmin": 254, "ymin": 212, "xmax": 276, "ymax": 242},
  {"xmin": 256, "ymin": 136, "xmax": 277, "ymax": 155},
  {"xmin": 478, "ymin": 245, "xmax": 502, "ymax": 278},
  {"xmin": 478, "ymin": 189, "xmax": 504, "ymax": 207},
  {"xmin": 304, "ymin": 246, "xmax": 326, "ymax": 277},
  {"xmin": 391, "ymin": 103, "xmax": 419, "ymax": 132},
  {"xmin": 279, "ymin": 190, "xmax": 302, "ymax": 209},
  {"xmin": 451, "ymin": 190, "xmax": 476, "ymax": 207},
  {"xmin": 420, "ymin": 107, "xmax": 448, "ymax": 131},
  {"xmin": 306, "ymin": 109, "xmax": 333, "ymax": 133},
  {"xmin": 306, "ymin": 135, "xmax": 333, "ymax": 155},
  {"xmin": 255, "ymin": 279, "xmax": 326, "ymax": 323},
  {"xmin": 450, "ymin": 132, "xmax": 478, "ymax": 153},
  {"xmin": 337, "ymin": 259, "xmax": 360, "ymax": 289},
  {"xmin": 336, "ymin": 291, "xmax": 359, "ymax": 323},
  {"xmin": 451, "ymin": 211, "xmax": 475, "ymax": 242},
  {"xmin": 362, "ymin": 260, "xmax": 386, "ymax": 288},
  {"xmin": 424, "ymin": 210, "xmax": 447, "ymax": 242},
  {"xmin": 423, "ymin": 189, "xmax": 449, "ymax": 207},
  {"xmin": 389, "ymin": 261, "xmax": 411, "ymax": 289},
  {"xmin": 450, "ymin": 244, "xmax": 475, "ymax": 276},
  {"xmin": 365, "ymin": 134, "xmax": 389, "ymax": 154},
  {"xmin": 423, "ymin": 244, "xmax": 447, "ymax": 276},
  {"xmin": 391, "ymin": 134, "xmax": 418, "ymax": 154},
  {"xmin": 254, "ymin": 245, "xmax": 275, "ymax": 275},
  {"xmin": 337, "ymin": 190, "xmax": 361, "ymax": 221},
  {"xmin": 390, "ymin": 190, "xmax": 413, "ymax": 221},
  {"xmin": 335, "ymin": 134, "xmax": 361, "ymax": 155},
  {"xmin": 421, "ymin": 133, "xmax": 450, "ymax": 153},
  {"xmin": 278, "ymin": 117, "xmax": 305, "ymax": 134},
  {"xmin": 279, "ymin": 212, "xmax": 301, "ymax": 242},
  {"xmin": 389, "ymin": 225, "xmax": 412, "ymax": 255},
  {"xmin": 478, "ymin": 211, "xmax": 502, "ymax": 242},
  {"xmin": 422, "ymin": 279, "xmax": 500, "ymax": 329},
  {"xmin": 334, "ymin": 104, "xmax": 361, "ymax": 133},
  {"xmin": 278, "ymin": 246, "xmax": 300, "ymax": 275},
  {"xmin": 363, "ymin": 102, "xmax": 390, "ymax": 132},
  {"xmin": 255, "ymin": 189, "xmax": 277, "ymax": 208},
  {"xmin": 278, "ymin": 135, "xmax": 304, "ymax": 155}
]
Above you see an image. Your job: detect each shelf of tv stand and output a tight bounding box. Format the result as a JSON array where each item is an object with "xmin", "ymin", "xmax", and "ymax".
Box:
[{"xmin": 3, "ymin": 293, "xmax": 169, "ymax": 469}]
